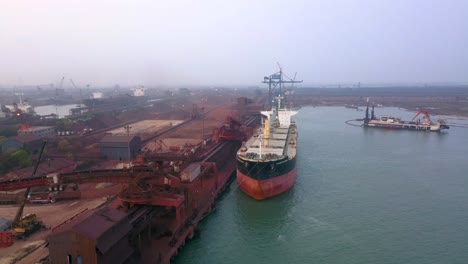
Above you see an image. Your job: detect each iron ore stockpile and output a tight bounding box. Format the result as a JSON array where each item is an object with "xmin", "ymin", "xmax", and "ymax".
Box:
[{"xmin": 0, "ymin": 99, "xmax": 261, "ymax": 264}]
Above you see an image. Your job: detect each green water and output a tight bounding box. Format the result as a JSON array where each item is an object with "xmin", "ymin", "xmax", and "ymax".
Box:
[{"xmin": 174, "ymin": 107, "xmax": 468, "ymax": 264}]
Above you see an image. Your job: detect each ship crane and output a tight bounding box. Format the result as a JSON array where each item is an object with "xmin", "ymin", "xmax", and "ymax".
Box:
[
  {"xmin": 57, "ymin": 76, "xmax": 65, "ymax": 97},
  {"xmin": 70, "ymin": 79, "xmax": 83, "ymax": 105},
  {"xmin": 412, "ymin": 110, "xmax": 431, "ymax": 124}
]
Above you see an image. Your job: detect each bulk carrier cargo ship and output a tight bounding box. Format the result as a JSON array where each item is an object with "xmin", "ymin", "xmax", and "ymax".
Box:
[
  {"xmin": 363, "ymin": 99, "xmax": 449, "ymax": 132},
  {"xmin": 236, "ymin": 68, "xmax": 302, "ymax": 200}
]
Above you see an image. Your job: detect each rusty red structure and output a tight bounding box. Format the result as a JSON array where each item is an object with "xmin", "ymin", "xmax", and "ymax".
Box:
[
  {"xmin": 0, "ymin": 232, "xmax": 14, "ymax": 248},
  {"xmin": 0, "ymin": 139, "xmax": 240, "ymax": 263},
  {"xmin": 412, "ymin": 109, "xmax": 431, "ymax": 121},
  {"xmin": 217, "ymin": 116, "xmax": 245, "ymax": 141},
  {"xmin": 214, "ymin": 115, "xmax": 259, "ymax": 144}
]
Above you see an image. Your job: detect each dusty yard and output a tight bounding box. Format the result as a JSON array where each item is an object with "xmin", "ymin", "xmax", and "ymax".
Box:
[
  {"xmin": 108, "ymin": 119, "xmax": 184, "ymax": 136},
  {"xmin": 0, "ymin": 198, "xmax": 107, "ymax": 264}
]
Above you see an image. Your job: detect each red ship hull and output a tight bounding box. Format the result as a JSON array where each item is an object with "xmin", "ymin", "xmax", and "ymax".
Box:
[{"xmin": 237, "ymin": 168, "xmax": 296, "ymax": 200}]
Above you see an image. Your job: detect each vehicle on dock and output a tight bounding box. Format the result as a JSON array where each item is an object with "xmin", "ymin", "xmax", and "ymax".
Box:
[
  {"xmin": 13, "ymin": 213, "xmax": 46, "ymax": 240},
  {"xmin": 28, "ymin": 190, "xmax": 81, "ymax": 204},
  {"xmin": 9, "ymin": 141, "xmax": 48, "ymax": 242},
  {"xmin": 28, "ymin": 192, "xmax": 56, "ymax": 204}
]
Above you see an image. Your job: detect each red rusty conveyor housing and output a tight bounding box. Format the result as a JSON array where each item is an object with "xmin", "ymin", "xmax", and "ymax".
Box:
[{"xmin": 0, "ymin": 140, "xmax": 240, "ymax": 264}]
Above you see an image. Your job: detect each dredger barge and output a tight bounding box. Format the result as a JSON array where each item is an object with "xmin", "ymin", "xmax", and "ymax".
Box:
[{"xmin": 363, "ymin": 100, "xmax": 449, "ymax": 132}]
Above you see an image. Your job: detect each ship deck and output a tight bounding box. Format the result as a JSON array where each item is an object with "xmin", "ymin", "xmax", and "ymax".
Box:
[{"xmin": 238, "ymin": 125, "xmax": 297, "ymax": 161}]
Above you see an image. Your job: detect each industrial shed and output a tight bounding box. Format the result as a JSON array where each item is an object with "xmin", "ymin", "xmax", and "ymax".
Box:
[
  {"xmin": 99, "ymin": 135, "xmax": 141, "ymax": 160},
  {"xmin": 18, "ymin": 126, "xmax": 55, "ymax": 138},
  {"xmin": 48, "ymin": 206, "xmax": 134, "ymax": 264}
]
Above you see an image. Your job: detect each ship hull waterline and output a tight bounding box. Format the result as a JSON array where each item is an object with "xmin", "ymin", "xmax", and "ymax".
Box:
[
  {"xmin": 364, "ymin": 123, "xmax": 447, "ymax": 132},
  {"xmin": 236, "ymin": 167, "xmax": 296, "ymax": 200}
]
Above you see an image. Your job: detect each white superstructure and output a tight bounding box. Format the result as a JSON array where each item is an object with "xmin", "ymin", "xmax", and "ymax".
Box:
[
  {"xmin": 132, "ymin": 86, "xmax": 146, "ymax": 97},
  {"xmin": 5, "ymin": 93, "xmax": 35, "ymax": 114},
  {"xmin": 92, "ymin": 92, "xmax": 104, "ymax": 99},
  {"xmin": 238, "ymin": 95, "xmax": 298, "ymax": 161}
]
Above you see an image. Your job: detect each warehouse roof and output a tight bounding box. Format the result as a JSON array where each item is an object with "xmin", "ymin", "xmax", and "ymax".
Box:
[
  {"xmin": 100, "ymin": 135, "xmax": 140, "ymax": 143},
  {"xmin": 73, "ymin": 206, "xmax": 132, "ymax": 253}
]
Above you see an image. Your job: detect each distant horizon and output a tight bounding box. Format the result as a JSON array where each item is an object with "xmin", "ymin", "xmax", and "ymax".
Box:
[
  {"xmin": 1, "ymin": 1, "xmax": 467, "ymax": 87},
  {"xmin": 1, "ymin": 81, "xmax": 468, "ymax": 91}
]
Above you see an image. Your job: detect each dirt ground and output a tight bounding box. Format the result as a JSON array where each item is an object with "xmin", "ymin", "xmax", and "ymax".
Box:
[
  {"xmin": 157, "ymin": 102, "xmax": 239, "ymax": 140},
  {"xmin": 108, "ymin": 119, "xmax": 184, "ymax": 136},
  {"xmin": 0, "ymin": 197, "xmax": 108, "ymax": 264}
]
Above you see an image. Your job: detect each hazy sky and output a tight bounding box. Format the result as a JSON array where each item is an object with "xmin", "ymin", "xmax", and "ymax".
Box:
[{"xmin": 1, "ymin": 0, "xmax": 467, "ymax": 87}]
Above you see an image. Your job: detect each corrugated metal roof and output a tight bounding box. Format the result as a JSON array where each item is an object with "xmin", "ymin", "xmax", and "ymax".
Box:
[
  {"xmin": 73, "ymin": 206, "xmax": 132, "ymax": 253},
  {"xmin": 100, "ymin": 135, "xmax": 139, "ymax": 143},
  {"xmin": 73, "ymin": 207, "xmax": 125, "ymax": 238},
  {"xmin": 49, "ymin": 204, "xmax": 134, "ymax": 263}
]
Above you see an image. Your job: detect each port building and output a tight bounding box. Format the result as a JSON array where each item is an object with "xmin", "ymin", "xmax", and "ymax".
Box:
[
  {"xmin": 17, "ymin": 126, "xmax": 55, "ymax": 138},
  {"xmin": 99, "ymin": 135, "xmax": 141, "ymax": 160},
  {"xmin": 48, "ymin": 206, "xmax": 134, "ymax": 264}
]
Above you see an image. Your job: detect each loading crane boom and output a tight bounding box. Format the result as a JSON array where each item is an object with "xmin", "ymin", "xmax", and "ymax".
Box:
[
  {"xmin": 70, "ymin": 79, "xmax": 83, "ymax": 104},
  {"xmin": 412, "ymin": 109, "xmax": 432, "ymax": 125},
  {"xmin": 12, "ymin": 140, "xmax": 47, "ymax": 239},
  {"xmin": 412, "ymin": 109, "xmax": 430, "ymax": 121}
]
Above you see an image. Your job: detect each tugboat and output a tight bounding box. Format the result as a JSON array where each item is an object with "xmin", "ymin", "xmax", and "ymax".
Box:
[
  {"xmin": 363, "ymin": 99, "xmax": 449, "ymax": 132},
  {"xmin": 236, "ymin": 67, "xmax": 302, "ymax": 200}
]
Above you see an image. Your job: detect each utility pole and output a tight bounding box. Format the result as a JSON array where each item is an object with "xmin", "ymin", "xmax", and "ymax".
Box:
[
  {"xmin": 124, "ymin": 125, "xmax": 132, "ymax": 165},
  {"xmin": 201, "ymin": 107, "xmax": 205, "ymax": 141}
]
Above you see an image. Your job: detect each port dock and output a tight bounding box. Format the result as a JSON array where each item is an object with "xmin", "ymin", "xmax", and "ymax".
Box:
[{"xmin": 0, "ymin": 96, "xmax": 262, "ymax": 263}]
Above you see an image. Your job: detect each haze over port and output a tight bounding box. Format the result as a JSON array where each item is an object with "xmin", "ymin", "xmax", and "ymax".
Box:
[
  {"xmin": 2, "ymin": 1, "xmax": 468, "ymax": 263},
  {"xmin": 1, "ymin": 0, "xmax": 467, "ymax": 87}
]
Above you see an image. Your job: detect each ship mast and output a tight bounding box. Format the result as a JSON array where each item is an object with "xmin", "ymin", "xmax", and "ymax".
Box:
[
  {"xmin": 259, "ymin": 136, "xmax": 263, "ymax": 159},
  {"xmin": 364, "ymin": 98, "xmax": 370, "ymax": 124}
]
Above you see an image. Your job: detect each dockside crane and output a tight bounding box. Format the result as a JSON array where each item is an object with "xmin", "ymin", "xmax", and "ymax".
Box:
[
  {"xmin": 56, "ymin": 76, "xmax": 65, "ymax": 97},
  {"xmin": 11, "ymin": 140, "xmax": 47, "ymax": 240},
  {"xmin": 262, "ymin": 63, "xmax": 302, "ymax": 109},
  {"xmin": 70, "ymin": 79, "xmax": 83, "ymax": 105}
]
